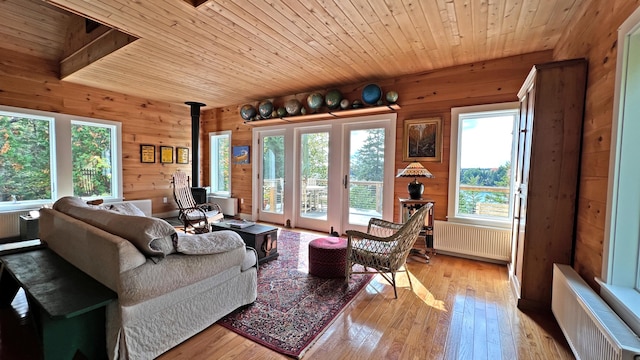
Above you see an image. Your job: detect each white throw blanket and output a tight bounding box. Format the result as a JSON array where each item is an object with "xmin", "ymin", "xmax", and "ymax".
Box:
[{"xmin": 175, "ymin": 230, "xmax": 245, "ymax": 255}]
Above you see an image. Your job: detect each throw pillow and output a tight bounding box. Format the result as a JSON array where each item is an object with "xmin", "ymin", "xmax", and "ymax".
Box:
[
  {"xmin": 107, "ymin": 202, "xmax": 146, "ymax": 217},
  {"xmin": 174, "ymin": 230, "xmax": 244, "ymax": 255}
]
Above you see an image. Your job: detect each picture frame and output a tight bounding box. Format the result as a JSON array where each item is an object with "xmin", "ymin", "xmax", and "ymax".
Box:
[
  {"xmin": 176, "ymin": 147, "xmax": 189, "ymax": 164},
  {"xmin": 232, "ymin": 145, "xmax": 250, "ymax": 164},
  {"xmin": 403, "ymin": 117, "xmax": 442, "ymax": 162},
  {"xmin": 140, "ymin": 144, "xmax": 155, "ymax": 163},
  {"xmin": 160, "ymin": 146, "xmax": 174, "ymax": 164}
]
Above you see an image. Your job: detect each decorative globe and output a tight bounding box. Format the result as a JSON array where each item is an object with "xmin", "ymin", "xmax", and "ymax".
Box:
[
  {"xmin": 362, "ymin": 83, "xmax": 382, "ymax": 105},
  {"xmin": 306, "ymin": 92, "xmax": 324, "ymax": 111},
  {"xmin": 277, "ymin": 107, "xmax": 287, "ymax": 117},
  {"xmin": 240, "ymin": 104, "xmax": 257, "ymax": 121},
  {"xmin": 285, "ymin": 99, "xmax": 302, "ymax": 115},
  {"xmin": 300, "ymin": 107, "xmax": 307, "ymax": 115},
  {"xmin": 325, "ymin": 89, "xmax": 342, "ymax": 109},
  {"xmin": 340, "ymin": 99, "xmax": 350, "ymax": 110},
  {"xmin": 258, "ymin": 100, "xmax": 273, "ymax": 119},
  {"xmin": 352, "ymin": 99, "xmax": 363, "ymax": 108},
  {"xmin": 386, "ymin": 90, "xmax": 399, "ymax": 104}
]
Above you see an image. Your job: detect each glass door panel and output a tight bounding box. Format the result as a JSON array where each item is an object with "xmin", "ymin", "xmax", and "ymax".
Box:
[
  {"xmin": 346, "ymin": 127, "xmax": 386, "ymax": 229},
  {"xmin": 259, "ymin": 133, "xmax": 285, "ymax": 224},
  {"xmin": 297, "ymin": 131, "xmax": 329, "ymax": 230}
]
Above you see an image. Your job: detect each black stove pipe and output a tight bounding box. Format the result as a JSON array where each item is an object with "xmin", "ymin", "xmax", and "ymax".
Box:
[{"xmin": 185, "ymin": 101, "xmax": 206, "ymax": 188}]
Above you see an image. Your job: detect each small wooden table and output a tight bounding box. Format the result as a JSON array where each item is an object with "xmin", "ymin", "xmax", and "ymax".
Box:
[
  {"xmin": 211, "ymin": 222, "xmax": 279, "ymax": 264},
  {"xmin": 0, "ymin": 248, "xmax": 116, "ymax": 360},
  {"xmin": 399, "ymin": 198, "xmax": 435, "ymax": 262}
]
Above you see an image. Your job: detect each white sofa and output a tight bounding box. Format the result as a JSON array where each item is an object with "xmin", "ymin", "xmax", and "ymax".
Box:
[{"xmin": 39, "ymin": 197, "xmax": 258, "ymax": 359}]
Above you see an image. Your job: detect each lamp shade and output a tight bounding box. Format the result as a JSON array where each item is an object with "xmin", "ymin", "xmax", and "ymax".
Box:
[
  {"xmin": 396, "ymin": 162, "xmax": 434, "ymax": 178},
  {"xmin": 397, "ymin": 162, "xmax": 434, "ymax": 199}
]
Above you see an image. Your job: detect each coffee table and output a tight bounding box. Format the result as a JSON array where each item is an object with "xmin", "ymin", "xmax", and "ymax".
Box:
[{"xmin": 211, "ymin": 222, "xmax": 279, "ymax": 264}]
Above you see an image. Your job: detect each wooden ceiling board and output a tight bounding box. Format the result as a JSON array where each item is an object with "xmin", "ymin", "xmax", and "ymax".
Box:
[{"xmin": 0, "ymin": 0, "xmax": 588, "ymax": 108}]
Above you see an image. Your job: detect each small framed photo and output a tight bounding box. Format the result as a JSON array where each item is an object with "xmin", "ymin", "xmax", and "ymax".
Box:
[
  {"xmin": 233, "ymin": 145, "xmax": 250, "ymax": 164},
  {"xmin": 403, "ymin": 117, "xmax": 442, "ymax": 162},
  {"xmin": 140, "ymin": 144, "xmax": 155, "ymax": 163},
  {"xmin": 176, "ymin": 147, "xmax": 189, "ymax": 164},
  {"xmin": 160, "ymin": 146, "xmax": 174, "ymax": 164}
]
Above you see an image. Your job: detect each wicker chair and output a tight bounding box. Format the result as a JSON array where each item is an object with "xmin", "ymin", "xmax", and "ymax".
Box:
[
  {"xmin": 171, "ymin": 171, "xmax": 223, "ymax": 233},
  {"xmin": 345, "ymin": 204, "xmax": 432, "ymax": 298}
]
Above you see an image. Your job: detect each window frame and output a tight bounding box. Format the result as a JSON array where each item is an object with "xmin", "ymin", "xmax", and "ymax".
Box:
[
  {"xmin": 0, "ymin": 105, "xmax": 122, "ymax": 211},
  {"xmin": 448, "ymin": 102, "xmax": 519, "ymax": 228},
  {"xmin": 599, "ymin": 5, "xmax": 640, "ymax": 336},
  {"xmin": 209, "ymin": 130, "xmax": 231, "ymax": 197}
]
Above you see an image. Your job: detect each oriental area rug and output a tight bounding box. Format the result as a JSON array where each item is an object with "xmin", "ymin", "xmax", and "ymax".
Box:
[{"xmin": 217, "ymin": 228, "xmax": 373, "ymax": 359}]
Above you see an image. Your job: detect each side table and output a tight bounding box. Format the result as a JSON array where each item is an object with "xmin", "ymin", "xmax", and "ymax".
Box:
[
  {"xmin": 211, "ymin": 222, "xmax": 279, "ymax": 264},
  {"xmin": 399, "ymin": 198, "xmax": 435, "ymax": 262}
]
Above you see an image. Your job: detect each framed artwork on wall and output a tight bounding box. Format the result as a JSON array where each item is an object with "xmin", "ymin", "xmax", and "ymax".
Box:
[
  {"xmin": 233, "ymin": 145, "xmax": 250, "ymax": 164},
  {"xmin": 176, "ymin": 147, "xmax": 189, "ymax": 164},
  {"xmin": 160, "ymin": 146, "xmax": 174, "ymax": 163},
  {"xmin": 403, "ymin": 117, "xmax": 442, "ymax": 162},
  {"xmin": 140, "ymin": 144, "xmax": 155, "ymax": 163}
]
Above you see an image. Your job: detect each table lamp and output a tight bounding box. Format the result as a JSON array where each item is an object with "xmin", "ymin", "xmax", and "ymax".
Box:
[{"xmin": 396, "ymin": 162, "xmax": 434, "ymax": 199}]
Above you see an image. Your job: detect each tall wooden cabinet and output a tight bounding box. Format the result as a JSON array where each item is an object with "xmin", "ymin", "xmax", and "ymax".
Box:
[{"xmin": 510, "ymin": 59, "xmax": 587, "ymax": 310}]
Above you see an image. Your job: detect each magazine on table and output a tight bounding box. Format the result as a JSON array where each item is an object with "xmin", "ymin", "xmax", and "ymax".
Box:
[{"xmin": 225, "ymin": 219, "xmax": 255, "ymax": 229}]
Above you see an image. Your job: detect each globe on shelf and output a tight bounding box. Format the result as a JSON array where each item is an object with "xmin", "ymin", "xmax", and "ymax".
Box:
[
  {"xmin": 306, "ymin": 92, "xmax": 324, "ymax": 111},
  {"xmin": 325, "ymin": 89, "xmax": 342, "ymax": 109},
  {"xmin": 258, "ymin": 100, "xmax": 273, "ymax": 119},
  {"xmin": 352, "ymin": 99, "xmax": 364, "ymax": 108},
  {"xmin": 285, "ymin": 99, "xmax": 302, "ymax": 115},
  {"xmin": 240, "ymin": 104, "xmax": 257, "ymax": 121},
  {"xmin": 277, "ymin": 107, "xmax": 287, "ymax": 117},
  {"xmin": 340, "ymin": 98, "xmax": 350, "ymax": 110},
  {"xmin": 361, "ymin": 83, "xmax": 382, "ymax": 105},
  {"xmin": 386, "ymin": 91, "xmax": 399, "ymax": 104}
]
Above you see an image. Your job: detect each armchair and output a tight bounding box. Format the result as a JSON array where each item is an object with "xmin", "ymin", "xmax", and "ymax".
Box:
[
  {"xmin": 171, "ymin": 171, "xmax": 223, "ymax": 233},
  {"xmin": 345, "ymin": 204, "xmax": 431, "ymax": 298}
]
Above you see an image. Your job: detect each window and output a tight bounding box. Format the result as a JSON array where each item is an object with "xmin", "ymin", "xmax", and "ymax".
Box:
[
  {"xmin": 600, "ymin": 7, "xmax": 640, "ymax": 335},
  {"xmin": 448, "ymin": 103, "xmax": 518, "ymax": 227},
  {"xmin": 71, "ymin": 121, "xmax": 117, "ymax": 198},
  {"xmin": 0, "ymin": 105, "xmax": 122, "ymax": 210},
  {"xmin": 0, "ymin": 111, "xmax": 55, "ymax": 204},
  {"xmin": 209, "ymin": 131, "xmax": 231, "ymax": 196}
]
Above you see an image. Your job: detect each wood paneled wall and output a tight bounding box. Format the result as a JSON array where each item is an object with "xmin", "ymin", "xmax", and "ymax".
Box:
[
  {"xmin": 553, "ymin": 1, "xmax": 640, "ymax": 289},
  {"xmin": 0, "ymin": 49, "xmax": 193, "ymax": 215},
  {"xmin": 201, "ymin": 50, "xmax": 553, "ymax": 222}
]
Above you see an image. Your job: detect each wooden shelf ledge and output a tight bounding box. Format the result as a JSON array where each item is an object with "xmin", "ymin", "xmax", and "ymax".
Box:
[{"xmin": 243, "ymin": 104, "xmax": 400, "ymax": 127}]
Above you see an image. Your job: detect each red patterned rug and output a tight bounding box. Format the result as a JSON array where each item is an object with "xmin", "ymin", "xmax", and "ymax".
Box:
[{"xmin": 217, "ymin": 228, "xmax": 373, "ymax": 358}]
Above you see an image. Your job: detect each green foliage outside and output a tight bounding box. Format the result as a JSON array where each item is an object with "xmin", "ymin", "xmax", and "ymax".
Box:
[
  {"xmin": 0, "ymin": 115, "xmax": 52, "ymax": 201},
  {"xmin": 458, "ymin": 161, "xmax": 511, "ymax": 216},
  {"xmin": 214, "ymin": 136, "xmax": 230, "ymax": 192},
  {"xmin": 71, "ymin": 123, "xmax": 113, "ymax": 197},
  {"xmin": 349, "ymin": 129, "xmax": 385, "ymax": 211}
]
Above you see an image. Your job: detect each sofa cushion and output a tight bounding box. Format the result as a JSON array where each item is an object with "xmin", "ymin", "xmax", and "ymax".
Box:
[
  {"xmin": 53, "ymin": 196, "xmax": 177, "ymax": 259},
  {"xmin": 174, "ymin": 231, "xmax": 244, "ymax": 255},
  {"xmin": 106, "ymin": 202, "xmax": 146, "ymax": 216}
]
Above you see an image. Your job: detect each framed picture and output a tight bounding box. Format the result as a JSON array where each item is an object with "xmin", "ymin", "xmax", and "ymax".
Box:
[
  {"xmin": 403, "ymin": 117, "xmax": 442, "ymax": 162},
  {"xmin": 233, "ymin": 145, "xmax": 250, "ymax": 164},
  {"xmin": 160, "ymin": 146, "xmax": 174, "ymax": 163},
  {"xmin": 140, "ymin": 144, "xmax": 155, "ymax": 163},
  {"xmin": 176, "ymin": 147, "xmax": 189, "ymax": 164}
]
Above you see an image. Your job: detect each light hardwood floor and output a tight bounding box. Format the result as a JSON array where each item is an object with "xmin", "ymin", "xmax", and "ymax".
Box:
[
  {"xmin": 158, "ymin": 250, "xmax": 573, "ymax": 360},
  {"xmin": 1, "ymin": 245, "xmax": 574, "ymax": 360}
]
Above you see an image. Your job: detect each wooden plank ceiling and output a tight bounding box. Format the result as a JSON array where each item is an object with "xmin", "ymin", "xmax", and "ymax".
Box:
[{"xmin": 1, "ymin": 0, "xmax": 586, "ymax": 108}]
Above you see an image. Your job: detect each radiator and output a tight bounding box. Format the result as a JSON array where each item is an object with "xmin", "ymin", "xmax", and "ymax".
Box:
[
  {"xmin": 434, "ymin": 220, "xmax": 511, "ymax": 262},
  {"xmin": 0, "ymin": 210, "xmax": 29, "ymax": 239},
  {"xmin": 552, "ymin": 264, "xmax": 640, "ymax": 360},
  {"xmin": 208, "ymin": 196, "xmax": 238, "ymax": 216}
]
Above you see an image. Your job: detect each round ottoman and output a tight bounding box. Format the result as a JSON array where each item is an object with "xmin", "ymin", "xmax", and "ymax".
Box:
[{"xmin": 308, "ymin": 237, "xmax": 347, "ymax": 278}]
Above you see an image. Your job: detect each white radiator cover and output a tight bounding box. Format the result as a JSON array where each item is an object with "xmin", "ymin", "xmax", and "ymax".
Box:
[
  {"xmin": 434, "ymin": 220, "xmax": 511, "ymax": 263},
  {"xmin": 0, "ymin": 211, "xmax": 29, "ymax": 239},
  {"xmin": 208, "ymin": 196, "xmax": 238, "ymax": 216},
  {"xmin": 552, "ymin": 264, "xmax": 640, "ymax": 360}
]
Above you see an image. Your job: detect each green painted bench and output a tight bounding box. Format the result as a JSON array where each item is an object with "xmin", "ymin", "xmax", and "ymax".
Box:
[{"xmin": 0, "ymin": 248, "xmax": 116, "ymax": 360}]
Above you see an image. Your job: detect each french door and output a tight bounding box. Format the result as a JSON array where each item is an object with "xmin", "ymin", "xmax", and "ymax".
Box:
[{"xmin": 253, "ymin": 114, "xmax": 396, "ymax": 234}]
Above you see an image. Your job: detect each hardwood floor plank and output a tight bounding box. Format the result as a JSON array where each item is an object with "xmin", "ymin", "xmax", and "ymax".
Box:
[{"xmin": 0, "ymin": 252, "xmax": 574, "ymax": 360}]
